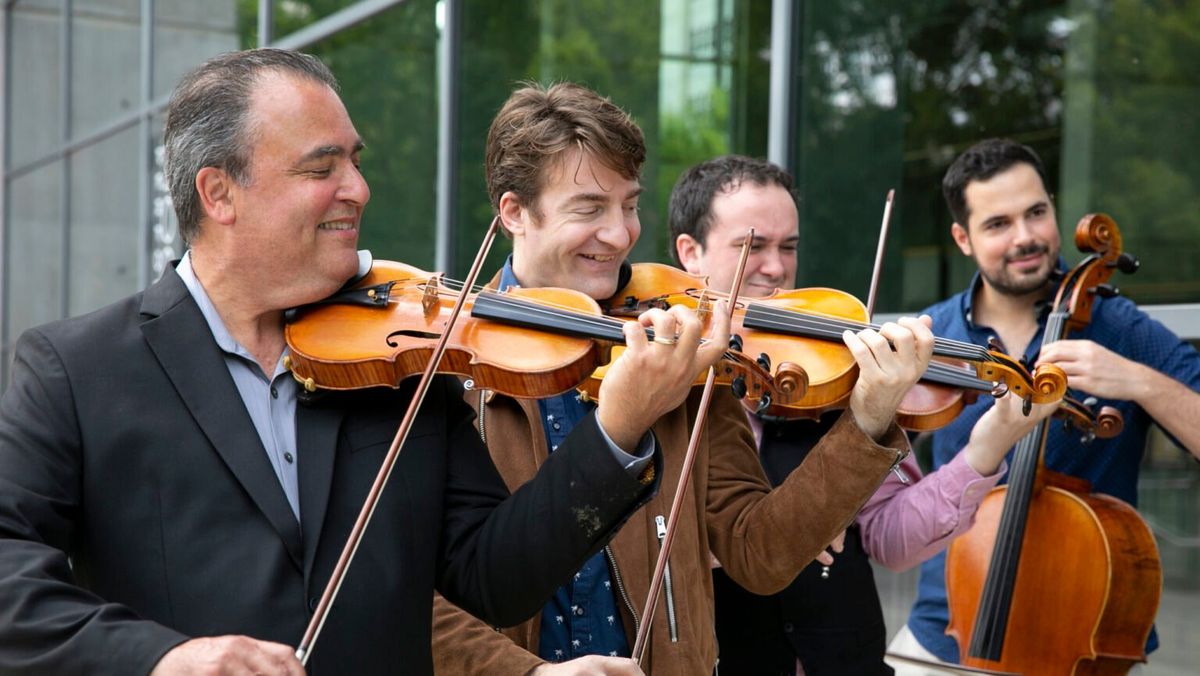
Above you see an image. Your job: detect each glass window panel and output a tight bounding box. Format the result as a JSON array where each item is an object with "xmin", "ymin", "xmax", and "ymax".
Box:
[
  {"xmin": 268, "ymin": 0, "xmax": 348, "ymax": 43},
  {"xmin": 70, "ymin": 2, "xmax": 141, "ymax": 137},
  {"xmin": 9, "ymin": 5, "xmax": 63, "ymax": 168},
  {"xmin": 454, "ymin": 0, "xmax": 769, "ymax": 277},
  {"xmin": 10, "ymin": 0, "xmax": 60, "ymax": 11},
  {"xmin": 153, "ymin": 0, "xmax": 243, "ymax": 99},
  {"xmin": 68, "ymin": 126, "xmax": 141, "ymax": 315},
  {"xmin": 4, "ymin": 162, "xmax": 64, "ymax": 387},
  {"xmin": 73, "ymin": 0, "xmax": 139, "ymax": 17},
  {"xmin": 300, "ymin": 0, "xmax": 440, "ymax": 270},
  {"xmin": 793, "ymin": 0, "xmax": 1200, "ymax": 311}
]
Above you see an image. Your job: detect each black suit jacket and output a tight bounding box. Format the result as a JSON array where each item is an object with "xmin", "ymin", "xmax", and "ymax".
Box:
[{"xmin": 0, "ymin": 269, "xmax": 655, "ymax": 675}]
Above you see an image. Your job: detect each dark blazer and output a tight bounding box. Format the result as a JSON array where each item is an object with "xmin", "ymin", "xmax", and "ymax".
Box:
[
  {"xmin": 713, "ymin": 414, "xmax": 892, "ymax": 676},
  {"xmin": 0, "ymin": 269, "xmax": 654, "ymax": 675}
]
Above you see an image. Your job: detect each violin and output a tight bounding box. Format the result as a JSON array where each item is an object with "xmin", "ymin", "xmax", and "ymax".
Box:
[
  {"xmin": 283, "ymin": 259, "xmax": 785, "ymax": 405},
  {"xmin": 899, "ymin": 357, "xmax": 1122, "ymax": 439},
  {"xmin": 600, "ymin": 263, "xmax": 1068, "ymax": 424},
  {"xmin": 945, "ymin": 213, "xmax": 1159, "ymax": 674}
]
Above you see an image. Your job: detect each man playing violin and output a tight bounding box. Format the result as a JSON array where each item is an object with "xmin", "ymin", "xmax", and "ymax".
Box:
[
  {"xmin": 430, "ymin": 83, "xmax": 935, "ymax": 676},
  {"xmin": 891, "ymin": 137, "xmax": 1200, "ymax": 671},
  {"xmin": 668, "ymin": 154, "xmax": 1059, "ymax": 675},
  {"xmin": 0, "ymin": 49, "xmax": 725, "ymax": 676}
]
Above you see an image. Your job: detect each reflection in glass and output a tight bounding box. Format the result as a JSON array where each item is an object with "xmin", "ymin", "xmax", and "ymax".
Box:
[
  {"xmin": 8, "ymin": 5, "xmax": 63, "ymax": 168},
  {"xmin": 69, "ymin": 126, "xmax": 141, "ymax": 315},
  {"xmin": 4, "ymin": 164, "xmax": 65, "ymax": 387}
]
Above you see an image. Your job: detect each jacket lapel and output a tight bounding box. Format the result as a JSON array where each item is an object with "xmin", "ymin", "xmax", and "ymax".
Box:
[
  {"xmin": 297, "ymin": 402, "xmax": 343, "ymax": 580},
  {"xmin": 139, "ymin": 269, "xmax": 304, "ymax": 570}
]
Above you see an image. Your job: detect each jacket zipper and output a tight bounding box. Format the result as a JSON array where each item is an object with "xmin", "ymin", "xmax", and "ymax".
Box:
[
  {"xmin": 476, "ymin": 389, "xmax": 488, "ymax": 444},
  {"xmin": 605, "ymin": 545, "xmax": 640, "ymax": 645},
  {"xmin": 654, "ymin": 515, "xmax": 679, "ymax": 642}
]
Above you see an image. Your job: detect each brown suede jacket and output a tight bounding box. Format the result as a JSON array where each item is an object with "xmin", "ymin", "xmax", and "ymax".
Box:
[{"xmin": 432, "ymin": 379, "xmax": 909, "ymax": 675}]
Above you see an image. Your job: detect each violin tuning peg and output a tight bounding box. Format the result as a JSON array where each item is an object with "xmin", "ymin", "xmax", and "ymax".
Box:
[
  {"xmin": 755, "ymin": 392, "xmax": 773, "ymax": 414},
  {"xmin": 756, "ymin": 352, "xmax": 772, "ymax": 372},
  {"xmin": 990, "ymin": 382, "xmax": 1009, "ymax": 398},
  {"xmin": 1091, "ymin": 283, "xmax": 1119, "ymax": 299},
  {"xmin": 1112, "ymin": 253, "xmax": 1140, "ymax": 274},
  {"xmin": 987, "ymin": 336, "xmax": 1006, "ymax": 353},
  {"xmin": 730, "ymin": 375, "xmax": 748, "ymax": 400},
  {"xmin": 1083, "ymin": 396, "xmax": 1099, "ymax": 409},
  {"xmin": 1022, "ymin": 397, "xmax": 1033, "ymax": 417},
  {"xmin": 728, "ymin": 334, "xmax": 744, "ymax": 352}
]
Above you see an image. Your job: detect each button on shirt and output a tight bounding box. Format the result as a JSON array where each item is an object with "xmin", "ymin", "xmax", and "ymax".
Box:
[
  {"xmin": 909, "ymin": 269, "xmax": 1200, "ymax": 662},
  {"xmin": 175, "ymin": 254, "xmax": 303, "ymax": 521},
  {"xmin": 497, "ymin": 258, "xmax": 633, "ymax": 662}
]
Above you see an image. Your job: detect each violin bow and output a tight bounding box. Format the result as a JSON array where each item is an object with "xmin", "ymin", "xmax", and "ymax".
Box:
[
  {"xmin": 294, "ymin": 216, "xmax": 502, "ymax": 665},
  {"xmin": 629, "ymin": 228, "xmax": 755, "ymax": 665},
  {"xmin": 866, "ymin": 189, "xmax": 895, "ymax": 319}
]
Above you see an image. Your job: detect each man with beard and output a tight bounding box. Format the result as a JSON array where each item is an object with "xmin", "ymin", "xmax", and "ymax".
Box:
[{"xmin": 889, "ymin": 138, "xmax": 1200, "ymax": 671}]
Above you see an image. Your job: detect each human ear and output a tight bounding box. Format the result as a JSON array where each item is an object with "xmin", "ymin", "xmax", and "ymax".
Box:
[
  {"xmin": 675, "ymin": 234, "xmax": 705, "ymax": 275},
  {"xmin": 498, "ymin": 191, "xmax": 530, "ymax": 238},
  {"xmin": 195, "ymin": 167, "xmax": 237, "ymax": 226},
  {"xmin": 950, "ymin": 222, "xmax": 973, "ymax": 257}
]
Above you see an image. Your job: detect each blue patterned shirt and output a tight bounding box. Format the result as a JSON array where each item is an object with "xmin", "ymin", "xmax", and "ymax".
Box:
[
  {"xmin": 908, "ymin": 270, "xmax": 1200, "ymax": 662},
  {"xmin": 496, "ymin": 258, "xmax": 633, "ymax": 662}
]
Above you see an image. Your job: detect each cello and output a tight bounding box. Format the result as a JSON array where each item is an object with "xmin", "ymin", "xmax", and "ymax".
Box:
[{"xmin": 944, "ymin": 213, "xmax": 1160, "ymax": 674}]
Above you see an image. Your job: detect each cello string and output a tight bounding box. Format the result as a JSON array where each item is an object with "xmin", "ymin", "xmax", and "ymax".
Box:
[{"xmin": 972, "ymin": 305, "xmax": 1068, "ymax": 656}]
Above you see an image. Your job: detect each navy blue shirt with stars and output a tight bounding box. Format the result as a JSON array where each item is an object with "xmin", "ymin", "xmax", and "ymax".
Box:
[
  {"xmin": 498, "ymin": 258, "xmax": 631, "ymax": 663},
  {"xmin": 908, "ymin": 269, "xmax": 1200, "ymax": 663}
]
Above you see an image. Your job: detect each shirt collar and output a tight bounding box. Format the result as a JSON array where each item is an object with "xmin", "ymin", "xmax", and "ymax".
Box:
[
  {"xmin": 498, "ymin": 254, "xmax": 522, "ymax": 293},
  {"xmin": 175, "ymin": 251, "xmax": 272, "ymax": 367}
]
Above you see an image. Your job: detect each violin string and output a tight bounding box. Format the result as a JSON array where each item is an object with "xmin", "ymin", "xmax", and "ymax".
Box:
[
  {"xmin": 381, "ymin": 278, "xmax": 749, "ymax": 367},
  {"xmin": 741, "ymin": 308, "xmax": 993, "ymax": 365},
  {"xmin": 745, "ymin": 303, "xmax": 995, "ymax": 362},
  {"xmin": 387, "ymin": 276, "xmax": 993, "ymax": 361},
  {"xmin": 468, "ymin": 290, "xmax": 745, "ymax": 363},
  {"xmin": 375, "ymin": 277, "xmax": 1009, "ymax": 388}
]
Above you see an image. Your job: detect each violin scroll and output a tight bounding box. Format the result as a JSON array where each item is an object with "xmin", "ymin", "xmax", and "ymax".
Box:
[{"xmin": 1031, "ymin": 363, "xmax": 1068, "ymax": 400}]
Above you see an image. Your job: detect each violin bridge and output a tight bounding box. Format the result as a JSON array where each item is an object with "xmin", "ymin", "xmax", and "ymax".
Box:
[
  {"xmin": 421, "ymin": 278, "xmax": 439, "ymax": 316},
  {"xmin": 695, "ymin": 291, "xmax": 712, "ymax": 325}
]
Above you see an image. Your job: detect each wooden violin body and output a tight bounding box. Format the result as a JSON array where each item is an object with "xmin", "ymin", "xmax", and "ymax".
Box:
[
  {"xmin": 284, "ymin": 259, "xmax": 780, "ymax": 404},
  {"xmin": 285, "ymin": 260, "xmax": 604, "ymax": 398},
  {"xmin": 602, "ymin": 263, "xmax": 1068, "ymax": 425}
]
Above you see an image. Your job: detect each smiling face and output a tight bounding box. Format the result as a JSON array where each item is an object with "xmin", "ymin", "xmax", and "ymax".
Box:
[
  {"xmin": 220, "ymin": 71, "xmax": 369, "ymax": 307},
  {"xmin": 505, "ymin": 147, "xmax": 641, "ymax": 300},
  {"xmin": 675, "ymin": 181, "xmax": 799, "ymax": 296},
  {"xmin": 951, "ymin": 162, "xmax": 1060, "ymax": 298}
]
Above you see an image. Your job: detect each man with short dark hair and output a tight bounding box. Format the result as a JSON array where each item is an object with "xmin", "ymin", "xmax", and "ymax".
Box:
[
  {"xmin": 0, "ymin": 49, "xmax": 710, "ymax": 676},
  {"xmin": 892, "ymin": 138, "xmax": 1200, "ymax": 671},
  {"xmin": 669, "ymin": 154, "xmax": 1057, "ymax": 675},
  {"xmin": 431, "ymin": 84, "xmax": 937, "ymax": 676}
]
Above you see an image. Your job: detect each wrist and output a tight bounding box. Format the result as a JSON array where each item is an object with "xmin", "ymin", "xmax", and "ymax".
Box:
[
  {"xmin": 596, "ymin": 409, "xmax": 642, "ymax": 453},
  {"xmin": 848, "ymin": 406, "xmax": 889, "ymax": 441}
]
